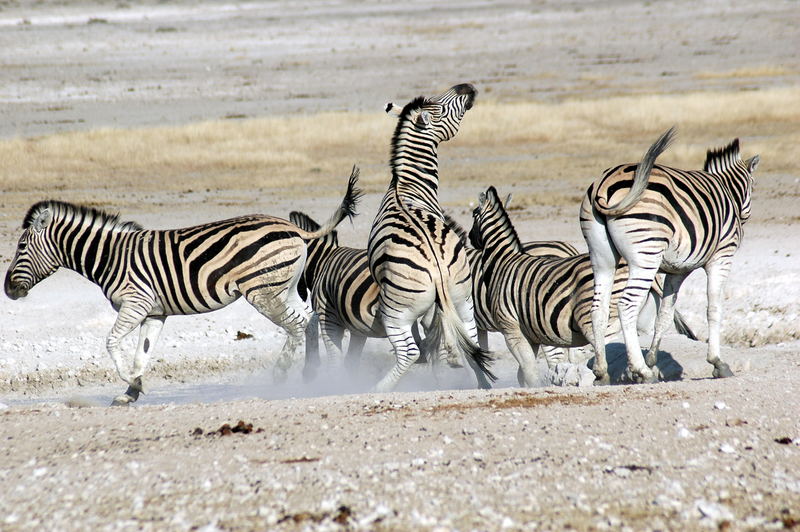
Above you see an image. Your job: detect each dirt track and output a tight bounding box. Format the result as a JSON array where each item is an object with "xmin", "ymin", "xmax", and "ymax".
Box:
[{"xmin": 1, "ymin": 1, "xmax": 799, "ymax": 530}]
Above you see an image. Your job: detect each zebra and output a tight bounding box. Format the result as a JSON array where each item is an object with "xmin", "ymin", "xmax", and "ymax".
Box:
[
  {"xmin": 469, "ymin": 185, "xmax": 695, "ymax": 387},
  {"xmin": 288, "ymin": 210, "xmax": 428, "ymax": 380},
  {"xmin": 368, "ymin": 83, "xmax": 495, "ymax": 391},
  {"xmin": 442, "ymin": 208, "xmax": 580, "ymax": 356},
  {"xmin": 4, "ymin": 168, "xmax": 361, "ymax": 404},
  {"xmin": 580, "ymin": 127, "xmax": 759, "ymax": 384}
]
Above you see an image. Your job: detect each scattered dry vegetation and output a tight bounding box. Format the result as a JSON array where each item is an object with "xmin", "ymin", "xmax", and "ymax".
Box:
[{"xmin": 0, "ymin": 88, "xmax": 796, "ymax": 205}]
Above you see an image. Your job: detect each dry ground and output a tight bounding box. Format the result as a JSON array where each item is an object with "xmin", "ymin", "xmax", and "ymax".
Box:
[{"xmin": 1, "ymin": 1, "xmax": 799, "ymax": 530}]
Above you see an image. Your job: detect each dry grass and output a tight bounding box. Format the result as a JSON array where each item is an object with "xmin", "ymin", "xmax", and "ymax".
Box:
[
  {"xmin": 694, "ymin": 66, "xmax": 794, "ymax": 80},
  {"xmin": 0, "ymin": 87, "xmax": 796, "ymax": 203}
]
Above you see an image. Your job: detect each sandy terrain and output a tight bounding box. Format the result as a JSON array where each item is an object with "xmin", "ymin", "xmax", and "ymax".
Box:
[{"xmin": 1, "ymin": 0, "xmax": 799, "ymax": 530}]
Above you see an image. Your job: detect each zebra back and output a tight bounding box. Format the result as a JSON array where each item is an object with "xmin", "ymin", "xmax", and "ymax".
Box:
[
  {"xmin": 290, "ymin": 211, "xmax": 383, "ymax": 337},
  {"xmin": 585, "ymin": 129, "xmax": 759, "ymax": 271}
]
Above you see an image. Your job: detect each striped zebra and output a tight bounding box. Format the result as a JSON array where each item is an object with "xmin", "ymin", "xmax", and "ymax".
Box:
[
  {"xmin": 368, "ymin": 83, "xmax": 495, "ymax": 391},
  {"xmin": 4, "ymin": 169, "xmax": 361, "ymax": 404},
  {"xmin": 289, "ymin": 211, "xmax": 428, "ymax": 380},
  {"xmin": 470, "ymin": 186, "xmax": 693, "ymax": 387},
  {"xmin": 580, "ymin": 128, "xmax": 759, "ymax": 384},
  {"xmin": 442, "ymin": 211, "xmax": 580, "ymax": 359}
]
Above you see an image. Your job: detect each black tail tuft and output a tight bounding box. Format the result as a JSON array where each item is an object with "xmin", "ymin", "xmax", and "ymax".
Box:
[{"xmin": 341, "ymin": 165, "xmax": 364, "ymax": 223}]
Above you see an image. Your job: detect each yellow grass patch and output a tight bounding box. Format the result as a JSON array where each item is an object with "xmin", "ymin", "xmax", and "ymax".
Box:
[{"xmin": 1, "ymin": 87, "xmax": 796, "ymax": 202}]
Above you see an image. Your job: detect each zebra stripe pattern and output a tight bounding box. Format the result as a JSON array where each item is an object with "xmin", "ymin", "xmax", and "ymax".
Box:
[
  {"xmin": 442, "ymin": 211, "xmax": 579, "ymax": 353},
  {"xmin": 4, "ymin": 169, "xmax": 361, "ymax": 404},
  {"xmin": 290, "ymin": 211, "xmax": 427, "ymax": 380},
  {"xmin": 368, "ymin": 83, "xmax": 494, "ymax": 391},
  {"xmin": 470, "ymin": 186, "xmax": 690, "ymax": 386},
  {"xmin": 580, "ymin": 127, "xmax": 759, "ymax": 383}
]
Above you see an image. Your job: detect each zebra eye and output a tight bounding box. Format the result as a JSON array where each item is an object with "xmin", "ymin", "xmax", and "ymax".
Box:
[{"xmin": 18, "ymin": 240, "xmax": 27, "ymax": 251}]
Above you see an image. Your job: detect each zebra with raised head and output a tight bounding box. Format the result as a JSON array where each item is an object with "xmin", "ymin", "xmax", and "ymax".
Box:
[
  {"xmin": 368, "ymin": 83, "xmax": 495, "ymax": 391},
  {"xmin": 4, "ymin": 169, "xmax": 361, "ymax": 404},
  {"xmin": 289, "ymin": 210, "xmax": 427, "ymax": 379},
  {"xmin": 470, "ymin": 186, "xmax": 694, "ymax": 387},
  {"xmin": 580, "ymin": 128, "xmax": 759, "ymax": 384}
]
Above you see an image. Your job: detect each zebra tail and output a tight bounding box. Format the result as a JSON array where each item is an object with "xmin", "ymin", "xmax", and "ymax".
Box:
[
  {"xmin": 594, "ymin": 127, "xmax": 677, "ymax": 216},
  {"xmin": 421, "ymin": 295, "xmax": 497, "ymax": 383},
  {"xmin": 301, "ymin": 165, "xmax": 364, "ymax": 240},
  {"xmin": 672, "ymin": 310, "xmax": 699, "ymax": 341}
]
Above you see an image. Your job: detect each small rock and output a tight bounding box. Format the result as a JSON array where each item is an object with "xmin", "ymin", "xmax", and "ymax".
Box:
[{"xmin": 714, "ymin": 401, "xmax": 728, "ymax": 410}]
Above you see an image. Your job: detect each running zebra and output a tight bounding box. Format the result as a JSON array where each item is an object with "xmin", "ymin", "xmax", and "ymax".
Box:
[
  {"xmin": 580, "ymin": 128, "xmax": 759, "ymax": 384},
  {"xmin": 442, "ymin": 211, "xmax": 580, "ymax": 359},
  {"xmin": 4, "ymin": 169, "xmax": 361, "ymax": 404},
  {"xmin": 368, "ymin": 83, "xmax": 494, "ymax": 391},
  {"xmin": 289, "ymin": 210, "xmax": 427, "ymax": 379},
  {"xmin": 470, "ymin": 186, "xmax": 690, "ymax": 387}
]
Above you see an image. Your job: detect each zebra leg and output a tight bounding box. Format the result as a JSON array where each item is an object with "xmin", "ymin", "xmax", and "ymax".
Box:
[
  {"xmin": 129, "ymin": 315, "xmax": 166, "ymax": 390},
  {"xmin": 411, "ymin": 322, "xmax": 428, "ymax": 363},
  {"xmin": 706, "ymin": 261, "xmax": 734, "ymax": 378},
  {"xmin": 320, "ymin": 319, "xmax": 346, "ymax": 367},
  {"xmin": 245, "ymin": 286, "xmax": 311, "ymax": 382},
  {"xmin": 588, "ymin": 260, "xmax": 616, "ymax": 385},
  {"xmin": 617, "ymin": 264, "xmax": 660, "ymax": 384},
  {"xmin": 345, "ymin": 333, "xmax": 367, "ymax": 370},
  {"xmin": 503, "ymin": 331, "xmax": 539, "ymax": 388},
  {"xmin": 582, "ymin": 208, "xmax": 618, "ymax": 385},
  {"xmin": 540, "ymin": 345, "xmax": 568, "ymax": 369},
  {"xmin": 107, "ymin": 303, "xmax": 150, "ymax": 406},
  {"xmin": 643, "ymin": 274, "xmax": 687, "ymax": 369},
  {"xmin": 454, "ymin": 295, "xmax": 492, "ymax": 389},
  {"xmin": 477, "ymin": 329, "xmax": 489, "ymax": 352},
  {"xmin": 374, "ymin": 320, "xmax": 420, "ymax": 393},
  {"xmin": 302, "ymin": 313, "xmax": 320, "ymax": 382}
]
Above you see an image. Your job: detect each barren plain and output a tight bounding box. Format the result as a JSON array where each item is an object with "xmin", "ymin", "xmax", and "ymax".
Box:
[{"xmin": 0, "ymin": 1, "xmax": 799, "ymax": 530}]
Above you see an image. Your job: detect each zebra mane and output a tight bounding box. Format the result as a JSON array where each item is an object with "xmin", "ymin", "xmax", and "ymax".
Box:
[
  {"xmin": 389, "ymin": 96, "xmax": 428, "ymax": 179},
  {"xmin": 22, "ymin": 200, "xmax": 143, "ymax": 232},
  {"xmin": 476, "ymin": 187, "xmax": 524, "ymax": 252},
  {"xmin": 703, "ymin": 138, "xmax": 741, "ymax": 173}
]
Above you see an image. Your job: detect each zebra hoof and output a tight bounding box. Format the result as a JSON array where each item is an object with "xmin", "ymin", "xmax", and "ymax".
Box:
[
  {"xmin": 712, "ymin": 362, "xmax": 734, "ymax": 378},
  {"xmin": 111, "ymin": 393, "xmax": 136, "ymax": 407},
  {"xmin": 593, "ymin": 372, "xmax": 611, "ymax": 386}
]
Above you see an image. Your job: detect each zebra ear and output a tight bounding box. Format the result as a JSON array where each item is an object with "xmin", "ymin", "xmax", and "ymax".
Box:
[
  {"xmin": 478, "ymin": 191, "xmax": 487, "ymax": 207},
  {"xmin": 416, "ymin": 111, "xmax": 431, "ymax": 128},
  {"xmin": 746, "ymin": 155, "xmax": 760, "ymax": 173},
  {"xmin": 385, "ymin": 102, "xmax": 402, "ymax": 118},
  {"xmin": 32, "ymin": 209, "xmax": 52, "ymax": 233},
  {"xmin": 503, "ymin": 194, "xmax": 513, "ymax": 208}
]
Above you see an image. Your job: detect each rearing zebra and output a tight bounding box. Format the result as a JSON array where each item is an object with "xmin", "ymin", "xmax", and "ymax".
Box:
[
  {"xmin": 580, "ymin": 128, "xmax": 759, "ymax": 384},
  {"xmin": 4, "ymin": 169, "xmax": 361, "ymax": 404},
  {"xmin": 368, "ymin": 83, "xmax": 495, "ymax": 391}
]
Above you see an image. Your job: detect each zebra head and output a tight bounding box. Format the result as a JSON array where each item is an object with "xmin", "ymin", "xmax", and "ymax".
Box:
[
  {"xmin": 5, "ymin": 203, "xmax": 60, "ymax": 300},
  {"xmin": 469, "ymin": 187, "xmax": 523, "ymax": 253},
  {"xmin": 385, "ymin": 83, "xmax": 477, "ymax": 144}
]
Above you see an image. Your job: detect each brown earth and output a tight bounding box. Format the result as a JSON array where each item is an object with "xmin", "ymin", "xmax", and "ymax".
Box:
[{"xmin": 1, "ymin": 1, "xmax": 799, "ymax": 530}]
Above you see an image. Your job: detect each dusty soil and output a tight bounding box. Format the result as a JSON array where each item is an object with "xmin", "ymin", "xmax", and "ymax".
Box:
[{"xmin": 1, "ymin": 1, "xmax": 799, "ymax": 530}]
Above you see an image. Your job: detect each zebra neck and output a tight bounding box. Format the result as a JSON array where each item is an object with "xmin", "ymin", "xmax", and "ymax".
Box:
[
  {"xmin": 56, "ymin": 226, "xmax": 125, "ymax": 286},
  {"xmin": 479, "ymin": 213, "xmax": 524, "ymax": 258},
  {"xmin": 389, "ymin": 138, "xmax": 442, "ymax": 213}
]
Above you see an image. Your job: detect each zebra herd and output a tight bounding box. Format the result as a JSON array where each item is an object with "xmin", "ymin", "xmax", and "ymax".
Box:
[{"xmin": 4, "ymin": 83, "xmax": 759, "ymax": 404}]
